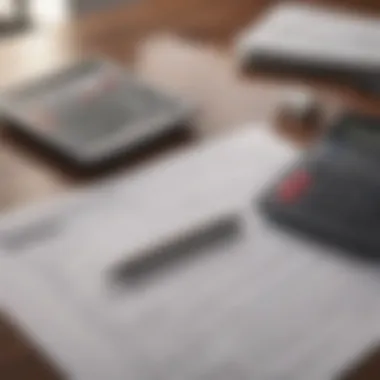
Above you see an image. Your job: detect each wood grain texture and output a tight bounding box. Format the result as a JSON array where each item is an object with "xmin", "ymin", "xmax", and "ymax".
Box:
[{"xmin": 1, "ymin": 0, "xmax": 380, "ymax": 379}]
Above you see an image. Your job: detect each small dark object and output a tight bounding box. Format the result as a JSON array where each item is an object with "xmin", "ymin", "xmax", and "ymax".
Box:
[
  {"xmin": 111, "ymin": 215, "xmax": 240, "ymax": 285},
  {"xmin": 277, "ymin": 89, "xmax": 323, "ymax": 130}
]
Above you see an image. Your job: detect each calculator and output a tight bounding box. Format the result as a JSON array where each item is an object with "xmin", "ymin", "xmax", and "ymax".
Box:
[
  {"xmin": 260, "ymin": 113, "xmax": 380, "ymax": 256},
  {"xmin": 0, "ymin": 58, "xmax": 192, "ymax": 167}
]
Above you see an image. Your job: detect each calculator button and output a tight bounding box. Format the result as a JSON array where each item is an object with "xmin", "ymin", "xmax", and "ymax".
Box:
[{"xmin": 277, "ymin": 170, "xmax": 311, "ymax": 203}]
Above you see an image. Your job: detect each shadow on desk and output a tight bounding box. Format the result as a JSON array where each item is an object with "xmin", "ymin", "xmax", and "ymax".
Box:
[{"xmin": 0, "ymin": 122, "xmax": 195, "ymax": 183}]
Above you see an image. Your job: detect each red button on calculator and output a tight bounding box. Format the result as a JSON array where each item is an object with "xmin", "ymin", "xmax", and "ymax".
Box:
[{"xmin": 277, "ymin": 170, "xmax": 311, "ymax": 203}]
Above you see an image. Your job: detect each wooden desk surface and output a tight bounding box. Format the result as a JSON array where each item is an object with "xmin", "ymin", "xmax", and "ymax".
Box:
[{"xmin": 1, "ymin": 0, "xmax": 380, "ymax": 378}]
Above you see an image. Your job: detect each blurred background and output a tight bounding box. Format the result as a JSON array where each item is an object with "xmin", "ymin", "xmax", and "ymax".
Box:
[{"xmin": 2, "ymin": 0, "xmax": 380, "ymax": 379}]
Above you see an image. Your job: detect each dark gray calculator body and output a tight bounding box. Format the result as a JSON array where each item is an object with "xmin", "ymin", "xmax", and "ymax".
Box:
[{"xmin": 261, "ymin": 113, "xmax": 380, "ymax": 256}]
